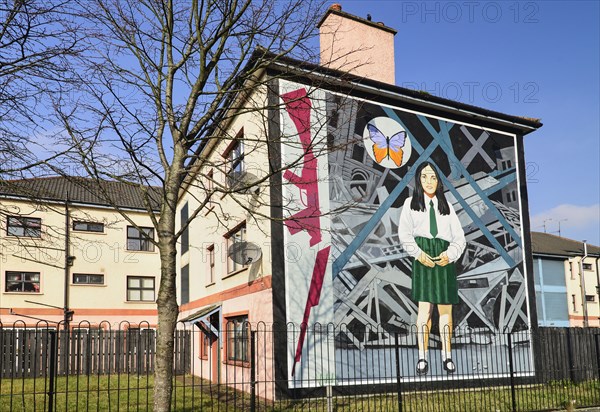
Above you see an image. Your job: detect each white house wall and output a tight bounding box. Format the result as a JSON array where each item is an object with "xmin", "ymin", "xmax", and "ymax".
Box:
[{"xmin": 0, "ymin": 199, "xmax": 160, "ymax": 327}]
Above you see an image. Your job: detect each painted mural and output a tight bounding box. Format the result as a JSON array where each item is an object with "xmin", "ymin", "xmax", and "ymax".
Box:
[{"xmin": 280, "ymin": 80, "xmax": 533, "ymax": 387}]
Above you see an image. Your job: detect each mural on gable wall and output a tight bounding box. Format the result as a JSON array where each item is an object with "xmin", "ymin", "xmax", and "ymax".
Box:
[{"xmin": 279, "ymin": 79, "xmax": 533, "ymax": 388}]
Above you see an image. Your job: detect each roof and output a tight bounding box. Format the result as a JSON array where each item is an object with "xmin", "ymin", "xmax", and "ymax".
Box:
[
  {"xmin": 531, "ymin": 231, "xmax": 600, "ymax": 258},
  {"xmin": 180, "ymin": 304, "xmax": 221, "ymax": 323},
  {"xmin": 0, "ymin": 176, "xmax": 162, "ymax": 211},
  {"xmin": 258, "ymin": 49, "xmax": 543, "ymax": 134}
]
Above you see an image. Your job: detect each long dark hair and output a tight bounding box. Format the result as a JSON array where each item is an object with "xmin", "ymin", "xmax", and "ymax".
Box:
[{"xmin": 410, "ymin": 161, "xmax": 450, "ymax": 215}]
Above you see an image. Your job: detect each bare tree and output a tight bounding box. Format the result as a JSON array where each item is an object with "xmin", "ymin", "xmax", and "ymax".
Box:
[
  {"xmin": 53, "ymin": 1, "xmax": 333, "ymax": 409},
  {"xmin": 0, "ymin": 0, "xmax": 80, "ymax": 176}
]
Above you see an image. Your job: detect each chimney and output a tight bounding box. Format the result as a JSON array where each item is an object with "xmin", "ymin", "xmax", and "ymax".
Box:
[{"xmin": 317, "ymin": 4, "xmax": 397, "ymax": 84}]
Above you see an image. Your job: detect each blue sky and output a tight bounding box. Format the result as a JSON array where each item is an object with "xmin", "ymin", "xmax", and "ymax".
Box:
[{"xmin": 340, "ymin": 1, "xmax": 600, "ymax": 245}]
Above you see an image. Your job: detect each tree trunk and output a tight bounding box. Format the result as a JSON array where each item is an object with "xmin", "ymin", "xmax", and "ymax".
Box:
[{"xmin": 153, "ymin": 218, "xmax": 179, "ymax": 411}]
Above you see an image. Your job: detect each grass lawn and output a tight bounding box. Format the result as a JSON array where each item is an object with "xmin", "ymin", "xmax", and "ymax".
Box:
[
  {"xmin": 0, "ymin": 375, "xmax": 228, "ymax": 412},
  {"xmin": 0, "ymin": 375, "xmax": 598, "ymax": 411}
]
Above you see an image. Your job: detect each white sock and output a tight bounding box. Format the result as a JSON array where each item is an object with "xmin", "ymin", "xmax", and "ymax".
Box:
[
  {"xmin": 442, "ymin": 351, "xmax": 450, "ymax": 361},
  {"xmin": 419, "ymin": 350, "xmax": 427, "ymax": 360}
]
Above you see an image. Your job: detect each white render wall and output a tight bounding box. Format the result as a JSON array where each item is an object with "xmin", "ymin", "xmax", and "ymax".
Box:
[{"xmin": 0, "ymin": 198, "xmax": 160, "ymax": 326}]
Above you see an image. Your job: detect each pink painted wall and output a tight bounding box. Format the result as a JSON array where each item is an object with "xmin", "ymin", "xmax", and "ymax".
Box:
[
  {"xmin": 319, "ymin": 9, "xmax": 396, "ymax": 84},
  {"xmin": 185, "ymin": 287, "xmax": 276, "ymax": 400}
]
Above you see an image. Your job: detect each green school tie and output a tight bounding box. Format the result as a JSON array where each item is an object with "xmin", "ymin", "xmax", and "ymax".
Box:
[{"xmin": 429, "ymin": 200, "xmax": 438, "ymax": 238}]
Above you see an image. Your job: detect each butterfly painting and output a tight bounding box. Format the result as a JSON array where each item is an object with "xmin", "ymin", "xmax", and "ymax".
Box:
[{"xmin": 367, "ymin": 124, "xmax": 407, "ymax": 168}]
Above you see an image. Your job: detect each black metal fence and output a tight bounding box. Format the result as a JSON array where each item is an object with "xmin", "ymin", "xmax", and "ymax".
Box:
[{"xmin": 0, "ymin": 321, "xmax": 599, "ymax": 411}]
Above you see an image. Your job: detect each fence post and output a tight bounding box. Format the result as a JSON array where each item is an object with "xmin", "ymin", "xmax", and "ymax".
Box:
[
  {"xmin": 595, "ymin": 334, "xmax": 600, "ymax": 381},
  {"xmin": 250, "ymin": 330, "xmax": 256, "ymax": 412},
  {"xmin": 47, "ymin": 330, "xmax": 58, "ymax": 412},
  {"xmin": 507, "ymin": 331, "xmax": 517, "ymax": 412},
  {"xmin": 565, "ymin": 328, "xmax": 575, "ymax": 383},
  {"xmin": 394, "ymin": 332, "xmax": 403, "ymax": 412}
]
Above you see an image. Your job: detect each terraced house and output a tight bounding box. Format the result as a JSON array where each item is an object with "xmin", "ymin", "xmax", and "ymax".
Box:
[{"xmin": 0, "ymin": 177, "xmax": 161, "ymax": 328}]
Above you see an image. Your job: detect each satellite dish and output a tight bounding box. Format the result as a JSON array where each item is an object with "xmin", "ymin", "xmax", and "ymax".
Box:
[
  {"xmin": 228, "ymin": 171, "xmax": 260, "ymax": 194},
  {"xmin": 228, "ymin": 241, "xmax": 262, "ymax": 265}
]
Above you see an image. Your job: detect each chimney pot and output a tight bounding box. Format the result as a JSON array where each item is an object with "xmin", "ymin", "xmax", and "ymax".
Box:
[{"xmin": 330, "ymin": 3, "xmax": 342, "ymax": 12}]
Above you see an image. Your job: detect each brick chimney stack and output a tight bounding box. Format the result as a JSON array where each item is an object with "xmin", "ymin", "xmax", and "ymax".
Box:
[{"xmin": 317, "ymin": 4, "xmax": 397, "ymax": 84}]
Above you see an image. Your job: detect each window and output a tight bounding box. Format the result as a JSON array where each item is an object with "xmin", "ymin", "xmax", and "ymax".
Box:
[
  {"xmin": 73, "ymin": 221, "xmax": 104, "ymax": 233},
  {"xmin": 501, "ymin": 160, "xmax": 513, "ymax": 170},
  {"xmin": 7, "ymin": 216, "xmax": 41, "ymax": 237},
  {"xmin": 127, "ymin": 226, "xmax": 155, "ymax": 251},
  {"xmin": 226, "ymin": 223, "xmax": 247, "ymax": 273},
  {"xmin": 506, "ymin": 190, "xmax": 517, "ymax": 203},
  {"xmin": 585, "ymin": 295, "xmax": 595, "ymax": 302},
  {"xmin": 572, "ymin": 294, "xmax": 577, "ymax": 312},
  {"xmin": 205, "ymin": 169, "xmax": 216, "ymax": 205},
  {"xmin": 225, "ymin": 138, "xmax": 244, "ymax": 188},
  {"xmin": 5, "ymin": 271, "xmax": 40, "ymax": 293},
  {"xmin": 226, "ymin": 315, "xmax": 249, "ymax": 363},
  {"xmin": 200, "ymin": 331, "xmax": 210, "ymax": 359},
  {"xmin": 207, "ymin": 244, "xmax": 215, "ymax": 285},
  {"xmin": 181, "ymin": 264, "xmax": 189, "ymax": 305},
  {"xmin": 352, "ymin": 144, "xmax": 365, "ymax": 162},
  {"xmin": 73, "ymin": 273, "xmax": 104, "ymax": 285},
  {"xmin": 582, "ymin": 263, "xmax": 593, "ymax": 271},
  {"xmin": 127, "ymin": 276, "xmax": 155, "ymax": 301},
  {"xmin": 180, "ymin": 203, "xmax": 189, "ymax": 255},
  {"xmin": 207, "ymin": 169, "xmax": 214, "ymax": 192}
]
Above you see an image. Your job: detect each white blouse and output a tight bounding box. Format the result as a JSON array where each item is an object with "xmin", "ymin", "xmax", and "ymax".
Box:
[{"xmin": 398, "ymin": 196, "xmax": 466, "ymax": 263}]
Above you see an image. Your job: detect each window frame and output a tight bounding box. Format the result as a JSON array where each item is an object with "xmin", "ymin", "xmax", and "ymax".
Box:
[
  {"xmin": 199, "ymin": 326, "xmax": 210, "ymax": 360},
  {"xmin": 5, "ymin": 271, "xmax": 41, "ymax": 293},
  {"xmin": 126, "ymin": 226, "xmax": 155, "ymax": 252},
  {"xmin": 72, "ymin": 273, "xmax": 105, "ymax": 285},
  {"xmin": 181, "ymin": 264, "xmax": 189, "ymax": 305},
  {"xmin": 223, "ymin": 129, "xmax": 244, "ymax": 189},
  {"xmin": 224, "ymin": 222, "xmax": 247, "ymax": 274},
  {"xmin": 180, "ymin": 203, "xmax": 189, "ymax": 255},
  {"xmin": 7, "ymin": 216, "xmax": 42, "ymax": 238},
  {"xmin": 126, "ymin": 276, "xmax": 156, "ymax": 302},
  {"xmin": 582, "ymin": 263, "xmax": 593, "ymax": 271},
  {"xmin": 207, "ymin": 244, "xmax": 215, "ymax": 285},
  {"xmin": 72, "ymin": 221, "xmax": 105, "ymax": 233},
  {"xmin": 224, "ymin": 314, "xmax": 250, "ymax": 366}
]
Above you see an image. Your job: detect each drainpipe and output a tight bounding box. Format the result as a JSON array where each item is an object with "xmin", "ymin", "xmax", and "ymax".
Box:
[
  {"xmin": 579, "ymin": 241, "xmax": 588, "ymax": 328},
  {"xmin": 596, "ymin": 257, "xmax": 600, "ymax": 327},
  {"xmin": 64, "ymin": 193, "xmax": 74, "ymax": 330}
]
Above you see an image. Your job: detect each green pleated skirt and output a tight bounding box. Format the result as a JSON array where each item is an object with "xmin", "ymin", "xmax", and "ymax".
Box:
[{"xmin": 411, "ymin": 237, "xmax": 459, "ymax": 304}]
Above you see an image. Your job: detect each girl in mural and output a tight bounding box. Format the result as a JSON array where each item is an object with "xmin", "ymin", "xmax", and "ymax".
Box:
[{"xmin": 398, "ymin": 161, "xmax": 466, "ymax": 375}]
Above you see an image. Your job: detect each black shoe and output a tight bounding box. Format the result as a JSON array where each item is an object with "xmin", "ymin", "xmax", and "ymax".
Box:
[
  {"xmin": 416, "ymin": 359, "xmax": 428, "ymax": 375},
  {"xmin": 443, "ymin": 358, "xmax": 456, "ymax": 374}
]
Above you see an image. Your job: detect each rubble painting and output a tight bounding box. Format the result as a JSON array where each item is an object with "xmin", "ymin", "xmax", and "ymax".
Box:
[{"xmin": 327, "ymin": 94, "xmax": 533, "ymax": 383}]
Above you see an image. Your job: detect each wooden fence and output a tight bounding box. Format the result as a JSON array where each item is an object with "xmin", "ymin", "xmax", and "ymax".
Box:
[
  {"xmin": 0, "ymin": 328, "xmax": 191, "ymax": 378},
  {"xmin": 536, "ymin": 327, "xmax": 600, "ymax": 382}
]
